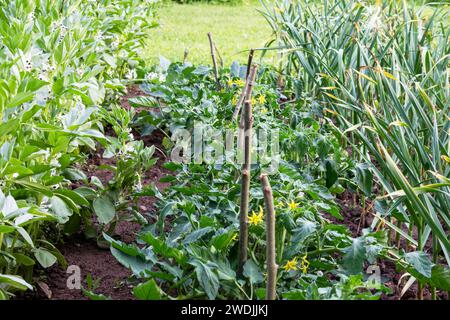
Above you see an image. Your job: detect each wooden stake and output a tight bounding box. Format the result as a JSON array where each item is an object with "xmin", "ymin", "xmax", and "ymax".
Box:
[
  {"xmin": 236, "ymin": 64, "xmax": 258, "ymax": 157},
  {"xmin": 245, "ymin": 49, "xmax": 255, "ymax": 79},
  {"xmin": 237, "ymin": 99, "xmax": 254, "ymax": 278},
  {"xmin": 261, "ymin": 174, "xmax": 277, "ymax": 300},
  {"xmin": 207, "ymin": 32, "xmax": 220, "ymax": 90},
  {"xmin": 183, "ymin": 49, "xmax": 189, "ymax": 64},
  {"xmin": 232, "ymin": 61, "xmax": 258, "ymax": 122}
]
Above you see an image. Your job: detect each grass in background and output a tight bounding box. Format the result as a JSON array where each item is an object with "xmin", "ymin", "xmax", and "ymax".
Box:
[{"xmin": 145, "ymin": 1, "xmax": 274, "ymax": 66}]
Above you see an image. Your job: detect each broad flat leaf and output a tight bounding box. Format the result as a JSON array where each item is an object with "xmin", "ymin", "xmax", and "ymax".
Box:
[
  {"xmin": 103, "ymin": 233, "xmax": 146, "ymax": 258},
  {"xmin": 2, "ymin": 195, "xmax": 18, "ymax": 215},
  {"xmin": 16, "ymin": 226, "xmax": 34, "ymax": 247},
  {"xmin": 342, "ymin": 237, "xmax": 366, "ymax": 274},
  {"xmin": 429, "ymin": 265, "xmax": 450, "ymax": 291},
  {"xmin": 13, "ymin": 253, "xmax": 35, "ymax": 267},
  {"xmin": 0, "ymin": 274, "xmax": 32, "ymax": 291},
  {"xmin": 230, "ymin": 61, "xmax": 240, "ymax": 77},
  {"xmin": 110, "ymin": 247, "xmax": 153, "ymax": 277},
  {"xmin": 189, "ymin": 259, "xmax": 219, "ymax": 300},
  {"xmin": 355, "ymin": 163, "xmax": 373, "ymax": 197},
  {"xmin": 133, "ymin": 279, "xmax": 162, "ymax": 300},
  {"xmin": 405, "ymin": 251, "xmax": 433, "ymax": 278},
  {"xmin": 324, "ymin": 159, "xmax": 338, "ymax": 188},
  {"xmin": 54, "ymin": 189, "xmax": 89, "ymax": 207},
  {"xmin": 183, "ymin": 227, "xmax": 213, "ymax": 245},
  {"xmin": 139, "ymin": 232, "xmax": 185, "ymax": 264},
  {"xmin": 292, "ymin": 219, "xmax": 317, "ymax": 243},
  {"xmin": 129, "ymin": 96, "xmax": 158, "ymax": 108},
  {"xmin": 34, "ymin": 248, "xmax": 57, "ymax": 268},
  {"xmin": 14, "ymin": 180, "xmax": 53, "ymax": 197},
  {"xmin": 243, "ymin": 260, "xmax": 263, "ymax": 284},
  {"xmin": 50, "ymin": 196, "xmax": 72, "ymax": 223},
  {"xmin": 62, "ymin": 168, "xmax": 87, "ymax": 181},
  {"xmin": 211, "ymin": 231, "xmax": 235, "ymax": 251},
  {"xmin": 0, "ymin": 119, "xmax": 20, "ymax": 137},
  {"xmin": 192, "ymin": 65, "xmax": 211, "ymax": 75},
  {"xmin": 93, "ymin": 196, "xmax": 115, "ymax": 224}
]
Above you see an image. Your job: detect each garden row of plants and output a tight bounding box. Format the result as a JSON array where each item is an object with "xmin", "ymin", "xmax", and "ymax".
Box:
[
  {"xmin": 260, "ymin": 0, "xmax": 449, "ymax": 298},
  {"xmin": 0, "ymin": 0, "xmax": 158, "ymax": 299},
  {"xmin": 1, "ymin": 0, "xmax": 448, "ymax": 300},
  {"xmin": 105, "ymin": 49, "xmax": 448, "ymax": 304},
  {"xmin": 100, "ymin": 0, "xmax": 449, "ymax": 300}
]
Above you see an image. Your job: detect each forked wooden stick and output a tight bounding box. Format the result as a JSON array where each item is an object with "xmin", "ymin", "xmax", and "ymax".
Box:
[
  {"xmin": 207, "ymin": 32, "xmax": 220, "ymax": 90},
  {"xmin": 232, "ymin": 57, "xmax": 258, "ymax": 122}
]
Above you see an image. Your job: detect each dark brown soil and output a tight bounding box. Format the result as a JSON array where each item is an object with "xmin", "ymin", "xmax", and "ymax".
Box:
[
  {"xmin": 33, "ymin": 236, "xmax": 134, "ymax": 300},
  {"xmin": 31, "ymin": 85, "xmax": 171, "ymax": 300}
]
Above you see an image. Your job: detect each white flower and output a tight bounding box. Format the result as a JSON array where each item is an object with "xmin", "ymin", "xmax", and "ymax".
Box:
[
  {"xmin": 28, "ymin": 12, "xmax": 35, "ymax": 23},
  {"xmin": 124, "ymin": 143, "xmax": 135, "ymax": 153},
  {"xmin": 159, "ymin": 73, "xmax": 166, "ymax": 82},
  {"xmin": 38, "ymin": 73, "xmax": 48, "ymax": 81},
  {"xmin": 134, "ymin": 181, "xmax": 143, "ymax": 192},
  {"xmin": 146, "ymin": 72, "xmax": 158, "ymax": 81},
  {"xmin": 12, "ymin": 173, "xmax": 19, "ymax": 178},
  {"xmin": 125, "ymin": 69, "xmax": 137, "ymax": 80},
  {"xmin": 50, "ymin": 158, "xmax": 61, "ymax": 167},
  {"xmin": 111, "ymin": 39, "xmax": 119, "ymax": 50}
]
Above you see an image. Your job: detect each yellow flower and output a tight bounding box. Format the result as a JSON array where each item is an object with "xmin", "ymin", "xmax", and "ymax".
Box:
[
  {"xmin": 300, "ymin": 254, "xmax": 310, "ymax": 274},
  {"xmin": 231, "ymin": 95, "xmax": 238, "ymax": 105},
  {"xmin": 248, "ymin": 206, "xmax": 264, "ymax": 225},
  {"xmin": 261, "ymin": 107, "xmax": 268, "ymax": 114},
  {"xmin": 288, "ymin": 200, "xmax": 298, "ymax": 210},
  {"xmin": 227, "ymin": 78, "xmax": 233, "ymax": 86},
  {"xmin": 251, "ymin": 97, "xmax": 256, "ymax": 105},
  {"xmin": 234, "ymin": 79, "xmax": 245, "ymax": 87},
  {"xmin": 258, "ymin": 95, "xmax": 266, "ymax": 104},
  {"xmin": 283, "ymin": 257, "xmax": 298, "ymax": 272}
]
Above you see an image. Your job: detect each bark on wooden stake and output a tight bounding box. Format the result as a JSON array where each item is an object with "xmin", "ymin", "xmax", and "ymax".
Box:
[
  {"xmin": 232, "ymin": 61, "xmax": 258, "ymax": 122},
  {"xmin": 237, "ymin": 99, "xmax": 254, "ymax": 278},
  {"xmin": 260, "ymin": 174, "xmax": 277, "ymax": 300},
  {"xmin": 207, "ymin": 32, "xmax": 220, "ymax": 90},
  {"xmin": 245, "ymin": 49, "xmax": 255, "ymax": 79},
  {"xmin": 236, "ymin": 64, "xmax": 258, "ymax": 157},
  {"xmin": 183, "ymin": 49, "xmax": 189, "ymax": 64}
]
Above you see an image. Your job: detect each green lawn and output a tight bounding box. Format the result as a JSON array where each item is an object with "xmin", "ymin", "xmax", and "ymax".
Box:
[{"xmin": 145, "ymin": 1, "xmax": 274, "ymax": 66}]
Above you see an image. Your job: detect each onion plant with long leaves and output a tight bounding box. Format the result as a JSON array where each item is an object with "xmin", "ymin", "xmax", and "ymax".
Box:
[{"xmin": 261, "ymin": 0, "xmax": 449, "ymax": 297}]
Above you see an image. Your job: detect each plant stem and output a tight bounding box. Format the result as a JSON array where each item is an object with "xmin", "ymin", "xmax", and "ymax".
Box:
[{"xmin": 261, "ymin": 174, "xmax": 277, "ymax": 300}]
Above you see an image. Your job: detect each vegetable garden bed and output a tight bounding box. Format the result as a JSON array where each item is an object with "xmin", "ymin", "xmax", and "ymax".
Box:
[{"xmin": 0, "ymin": 0, "xmax": 449, "ymax": 301}]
